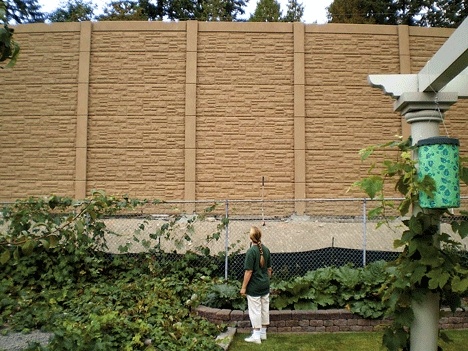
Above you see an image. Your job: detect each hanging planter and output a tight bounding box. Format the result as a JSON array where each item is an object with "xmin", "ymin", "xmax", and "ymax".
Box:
[{"xmin": 417, "ymin": 136, "xmax": 460, "ymax": 209}]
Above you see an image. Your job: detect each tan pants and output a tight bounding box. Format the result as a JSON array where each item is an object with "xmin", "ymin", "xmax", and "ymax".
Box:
[{"xmin": 247, "ymin": 294, "xmax": 270, "ymax": 329}]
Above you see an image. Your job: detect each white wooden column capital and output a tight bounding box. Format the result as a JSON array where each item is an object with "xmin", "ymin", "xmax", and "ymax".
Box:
[{"xmin": 394, "ymin": 92, "xmax": 458, "ymax": 114}]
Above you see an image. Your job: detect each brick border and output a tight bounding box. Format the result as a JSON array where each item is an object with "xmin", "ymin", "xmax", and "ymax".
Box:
[{"xmin": 195, "ymin": 306, "xmax": 468, "ymax": 333}]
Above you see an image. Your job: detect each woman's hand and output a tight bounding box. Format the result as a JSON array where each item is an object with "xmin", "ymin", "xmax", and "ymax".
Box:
[{"xmin": 241, "ymin": 271, "xmax": 252, "ymax": 296}]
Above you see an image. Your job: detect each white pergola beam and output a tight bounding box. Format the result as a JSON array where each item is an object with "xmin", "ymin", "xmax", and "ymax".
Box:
[
  {"xmin": 368, "ymin": 17, "xmax": 468, "ymax": 99},
  {"xmin": 367, "ymin": 74, "xmax": 417, "ymax": 98},
  {"xmin": 441, "ymin": 67, "xmax": 468, "ymax": 97},
  {"xmin": 418, "ymin": 18, "xmax": 468, "ymax": 93}
]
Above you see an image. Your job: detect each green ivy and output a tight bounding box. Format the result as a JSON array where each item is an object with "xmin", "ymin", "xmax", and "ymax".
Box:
[
  {"xmin": 353, "ymin": 137, "xmax": 468, "ymax": 351},
  {"xmin": 0, "ymin": 191, "xmax": 227, "ymax": 350}
]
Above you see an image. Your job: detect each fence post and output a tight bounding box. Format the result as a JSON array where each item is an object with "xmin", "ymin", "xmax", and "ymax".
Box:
[
  {"xmin": 224, "ymin": 199, "xmax": 229, "ymax": 280},
  {"xmin": 362, "ymin": 198, "xmax": 367, "ymax": 266}
]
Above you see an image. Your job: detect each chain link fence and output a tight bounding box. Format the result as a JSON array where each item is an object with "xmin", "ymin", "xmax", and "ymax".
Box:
[
  {"xmin": 98, "ymin": 197, "xmax": 468, "ymax": 280},
  {"xmin": 1, "ymin": 197, "xmax": 467, "ymax": 279}
]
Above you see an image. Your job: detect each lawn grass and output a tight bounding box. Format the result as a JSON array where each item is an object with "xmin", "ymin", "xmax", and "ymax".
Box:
[{"xmin": 230, "ymin": 330, "xmax": 468, "ymax": 351}]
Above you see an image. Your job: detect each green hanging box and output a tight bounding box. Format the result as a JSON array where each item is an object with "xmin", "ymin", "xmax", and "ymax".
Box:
[{"xmin": 417, "ymin": 136, "xmax": 460, "ymax": 209}]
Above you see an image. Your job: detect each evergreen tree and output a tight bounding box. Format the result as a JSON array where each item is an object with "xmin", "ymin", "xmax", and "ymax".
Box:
[
  {"xmin": 166, "ymin": 0, "xmax": 246, "ymax": 21},
  {"xmin": 0, "ymin": 1, "xmax": 20, "ymax": 68},
  {"xmin": 200, "ymin": 0, "xmax": 247, "ymax": 21},
  {"xmin": 101, "ymin": 0, "xmax": 165, "ymax": 21},
  {"xmin": 327, "ymin": 0, "xmax": 365, "ymax": 24},
  {"xmin": 249, "ymin": 0, "xmax": 281, "ymax": 22},
  {"xmin": 48, "ymin": 0, "xmax": 96, "ymax": 22},
  {"xmin": 394, "ymin": 0, "xmax": 427, "ymax": 26},
  {"xmin": 98, "ymin": 0, "xmax": 147, "ymax": 20},
  {"xmin": 139, "ymin": 0, "xmax": 164, "ymax": 20},
  {"xmin": 327, "ymin": 0, "xmax": 397, "ymax": 24},
  {"xmin": 425, "ymin": 0, "xmax": 468, "ymax": 28},
  {"xmin": 282, "ymin": 0, "xmax": 303, "ymax": 22},
  {"xmin": 165, "ymin": 0, "xmax": 195, "ymax": 20},
  {"xmin": 327, "ymin": 0, "xmax": 465, "ymax": 27},
  {"xmin": 3, "ymin": 0, "xmax": 44, "ymax": 23}
]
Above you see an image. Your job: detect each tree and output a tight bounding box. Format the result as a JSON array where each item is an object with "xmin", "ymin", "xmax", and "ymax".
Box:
[
  {"xmin": 166, "ymin": 0, "xmax": 246, "ymax": 21},
  {"xmin": 98, "ymin": 0, "xmax": 148, "ymax": 20},
  {"xmin": 3, "ymin": 0, "xmax": 44, "ymax": 23},
  {"xmin": 48, "ymin": 0, "xmax": 96, "ymax": 22},
  {"xmin": 282, "ymin": 0, "xmax": 303, "ymax": 22},
  {"xmin": 139, "ymin": 0, "xmax": 164, "ymax": 20},
  {"xmin": 198, "ymin": 0, "xmax": 247, "ymax": 21},
  {"xmin": 327, "ymin": 0, "xmax": 466, "ymax": 27},
  {"xmin": 425, "ymin": 0, "xmax": 468, "ymax": 28},
  {"xmin": 249, "ymin": 0, "xmax": 281, "ymax": 22},
  {"xmin": 327, "ymin": 0, "xmax": 397, "ymax": 25},
  {"xmin": 0, "ymin": 1, "xmax": 20, "ymax": 68},
  {"xmin": 393, "ymin": 0, "xmax": 427, "ymax": 26}
]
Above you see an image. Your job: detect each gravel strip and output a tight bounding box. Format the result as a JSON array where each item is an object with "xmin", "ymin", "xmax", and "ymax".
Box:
[{"xmin": 0, "ymin": 330, "xmax": 53, "ymax": 351}]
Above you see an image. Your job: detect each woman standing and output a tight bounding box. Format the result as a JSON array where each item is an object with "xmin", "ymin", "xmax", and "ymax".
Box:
[{"xmin": 240, "ymin": 226, "xmax": 272, "ymax": 344}]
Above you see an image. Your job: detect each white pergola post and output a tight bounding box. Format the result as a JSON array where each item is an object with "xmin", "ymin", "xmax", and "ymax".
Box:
[
  {"xmin": 368, "ymin": 17, "xmax": 468, "ymax": 351},
  {"xmin": 399, "ymin": 103, "xmax": 453, "ymax": 351}
]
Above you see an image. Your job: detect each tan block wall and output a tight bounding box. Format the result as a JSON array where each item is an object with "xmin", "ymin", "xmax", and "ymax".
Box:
[
  {"xmin": 304, "ymin": 26, "xmax": 401, "ymax": 199},
  {"xmin": 1, "ymin": 24, "xmax": 80, "ymax": 200},
  {"xmin": 1, "ymin": 21, "xmax": 467, "ymax": 212},
  {"xmin": 197, "ymin": 24, "xmax": 295, "ymax": 200}
]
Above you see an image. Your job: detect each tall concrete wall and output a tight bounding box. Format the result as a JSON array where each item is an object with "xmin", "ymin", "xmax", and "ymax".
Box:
[{"xmin": 1, "ymin": 21, "xmax": 467, "ymax": 211}]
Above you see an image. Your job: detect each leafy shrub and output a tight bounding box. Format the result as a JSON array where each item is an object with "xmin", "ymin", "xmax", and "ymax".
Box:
[{"xmin": 0, "ymin": 192, "xmax": 226, "ymax": 350}]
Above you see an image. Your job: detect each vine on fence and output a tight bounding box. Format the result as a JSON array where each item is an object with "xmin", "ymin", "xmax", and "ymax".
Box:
[
  {"xmin": 0, "ymin": 191, "xmax": 230, "ymax": 350},
  {"xmin": 353, "ymin": 137, "xmax": 468, "ymax": 351}
]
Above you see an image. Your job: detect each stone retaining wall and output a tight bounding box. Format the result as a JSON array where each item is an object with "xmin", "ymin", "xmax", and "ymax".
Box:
[{"xmin": 195, "ymin": 306, "xmax": 468, "ymax": 333}]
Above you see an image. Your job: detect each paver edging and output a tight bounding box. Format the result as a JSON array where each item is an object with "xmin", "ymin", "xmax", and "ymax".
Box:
[{"xmin": 196, "ymin": 306, "xmax": 468, "ymax": 334}]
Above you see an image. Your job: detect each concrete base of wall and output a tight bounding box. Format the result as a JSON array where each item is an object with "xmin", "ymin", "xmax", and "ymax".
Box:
[{"xmin": 196, "ymin": 306, "xmax": 468, "ymax": 334}]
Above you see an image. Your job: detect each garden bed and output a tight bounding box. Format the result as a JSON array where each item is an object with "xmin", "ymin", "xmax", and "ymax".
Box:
[{"xmin": 196, "ymin": 306, "xmax": 468, "ymax": 334}]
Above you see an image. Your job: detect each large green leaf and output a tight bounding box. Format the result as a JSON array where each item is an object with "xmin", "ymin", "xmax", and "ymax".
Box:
[
  {"xmin": 354, "ymin": 176, "xmax": 383, "ymax": 199},
  {"xmin": 21, "ymin": 239, "xmax": 35, "ymax": 256},
  {"xmin": 0, "ymin": 249, "xmax": 10, "ymax": 264},
  {"xmin": 451, "ymin": 276, "xmax": 468, "ymax": 293},
  {"xmin": 427, "ymin": 269, "xmax": 450, "ymax": 289},
  {"xmin": 409, "ymin": 265, "xmax": 426, "ymax": 284},
  {"xmin": 383, "ymin": 327, "xmax": 409, "ymax": 351},
  {"xmin": 408, "ymin": 216, "xmax": 423, "ymax": 234},
  {"xmin": 457, "ymin": 221, "xmax": 468, "ymax": 239},
  {"xmin": 460, "ymin": 166, "xmax": 468, "ymax": 185},
  {"xmin": 49, "ymin": 235, "xmax": 59, "ymax": 248}
]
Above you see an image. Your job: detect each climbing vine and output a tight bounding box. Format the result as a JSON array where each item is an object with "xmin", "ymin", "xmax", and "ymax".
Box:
[
  {"xmin": 354, "ymin": 137, "xmax": 468, "ymax": 351},
  {"xmin": 0, "ymin": 191, "xmax": 228, "ymax": 350}
]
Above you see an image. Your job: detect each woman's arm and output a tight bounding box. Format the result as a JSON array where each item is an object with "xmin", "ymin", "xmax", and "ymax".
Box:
[{"xmin": 240, "ymin": 270, "xmax": 253, "ymax": 296}]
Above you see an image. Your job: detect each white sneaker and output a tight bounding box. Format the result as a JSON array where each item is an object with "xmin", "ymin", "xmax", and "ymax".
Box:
[
  {"xmin": 244, "ymin": 335, "xmax": 261, "ymax": 344},
  {"xmin": 260, "ymin": 333, "xmax": 267, "ymax": 340}
]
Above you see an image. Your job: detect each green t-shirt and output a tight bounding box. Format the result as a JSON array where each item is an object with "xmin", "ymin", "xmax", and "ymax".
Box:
[{"xmin": 244, "ymin": 244, "xmax": 271, "ymax": 297}]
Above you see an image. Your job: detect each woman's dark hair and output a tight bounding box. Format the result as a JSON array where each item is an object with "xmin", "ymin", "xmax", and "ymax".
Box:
[{"xmin": 249, "ymin": 226, "xmax": 265, "ymax": 268}]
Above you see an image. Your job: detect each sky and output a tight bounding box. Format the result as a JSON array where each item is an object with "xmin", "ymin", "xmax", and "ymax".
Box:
[{"xmin": 38, "ymin": 0, "xmax": 333, "ymax": 24}]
